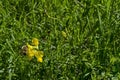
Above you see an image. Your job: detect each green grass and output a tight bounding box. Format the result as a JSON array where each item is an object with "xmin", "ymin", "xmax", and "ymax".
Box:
[{"xmin": 0, "ymin": 0, "xmax": 120, "ymax": 80}]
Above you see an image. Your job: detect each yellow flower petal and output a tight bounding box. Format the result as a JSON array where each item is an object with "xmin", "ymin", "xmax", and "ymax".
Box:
[
  {"xmin": 27, "ymin": 43, "xmax": 33, "ymax": 49},
  {"xmin": 24, "ymin": 38, "xmax": 44, "ymax": 62},
  {"xmin": 32, "ymin": 38, "xmax": 39, "ymax": 46},
  {"xmin": 35, "ymin": 51, "xmax": 44, "ymax": 58},
  {"xmin": 37, "ymin": 57, "xmax": 43, "ymax": 62},
  {"xmin": 27, "ymin": 49, "xmax": 34, "ymax": 57}
]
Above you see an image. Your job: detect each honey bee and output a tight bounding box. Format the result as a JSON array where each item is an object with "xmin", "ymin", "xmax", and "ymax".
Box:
[{"xmin": 21, "ymin": 45, "xmax": 28, "ymax": 55}]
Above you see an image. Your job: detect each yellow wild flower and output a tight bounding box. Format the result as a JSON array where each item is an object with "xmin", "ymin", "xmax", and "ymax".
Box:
[
  {"xmin": 32, "ymin": 38, "xmax": 39, "ymax": 46},
  {"xmin": 37, "ymin": 57, "xmax": 43, "ymax": 62},
  {"xmin": 27, "ymin": 43, "xmax": 33, "ymax": 49},
  {"xmin": 24, "ymin": 38, "xmax": 44, "ymax": 62},
  {"xmin": 27, "ymin": 49, "xmax": 34, "ymax": 57},
  {"xmin": 35, "ymin": 51, "xmax": 44, "ymax": 62},
  {"xmin": 26, "ymin": 43, "xmax": 34, "ymax": 59}
]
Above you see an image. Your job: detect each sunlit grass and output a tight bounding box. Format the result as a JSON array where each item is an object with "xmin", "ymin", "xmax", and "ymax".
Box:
[{"xmin": 0, "ymin": 0, "xmax": 120, "ymax": 80}]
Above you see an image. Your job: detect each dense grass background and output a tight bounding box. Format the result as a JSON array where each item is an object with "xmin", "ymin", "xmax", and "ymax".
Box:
[{"xmin": 0, "ymin": 0, "xmax": 120, "ymax": 80}]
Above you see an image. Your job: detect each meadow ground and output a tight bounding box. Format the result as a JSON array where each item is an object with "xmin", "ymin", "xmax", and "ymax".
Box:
[{"xmin": 0, "ymin": 0, "xmax": 120, "ymax": 80}]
